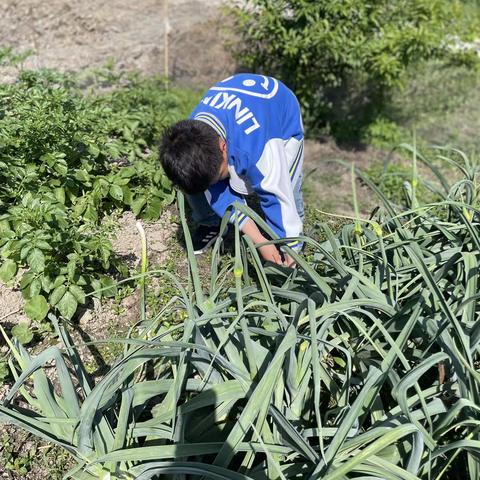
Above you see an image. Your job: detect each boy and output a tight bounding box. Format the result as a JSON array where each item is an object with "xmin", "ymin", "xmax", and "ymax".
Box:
[{"xmin": 160, "ymin": 73, "xmax": 304, "ymax": 266}]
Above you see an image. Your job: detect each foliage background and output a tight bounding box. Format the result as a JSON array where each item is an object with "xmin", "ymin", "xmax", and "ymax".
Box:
[
  {"xmin": 233, "ymin": 0, "xmax": 480, "ymax": 142},
  {"xmin": 0, "ymin": 57, "xmax": 190, "ymax": 327}
]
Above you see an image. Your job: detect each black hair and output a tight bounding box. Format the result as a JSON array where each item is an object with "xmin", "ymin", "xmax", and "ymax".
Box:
[{"xmin": 159, "ymin": 119, "xmax": 223, "ymax": 194}]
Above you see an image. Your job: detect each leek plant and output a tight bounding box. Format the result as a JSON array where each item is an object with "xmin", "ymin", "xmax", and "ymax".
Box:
[{"xmin": 1, "ymin": 146, "xmax": 479, "ymax": 479}]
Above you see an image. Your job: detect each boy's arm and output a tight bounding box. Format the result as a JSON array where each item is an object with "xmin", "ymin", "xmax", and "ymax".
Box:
[
  {"xmin": 249, "ymin": 138, "xmax": 303, "ymax": 250},
  {"xmin": 206, "ymin": 181, "xmax": 290, "ymax": 265},
  {"xmin": 240, "ymin": 218, "xmax": 285, "ymax": 264}
]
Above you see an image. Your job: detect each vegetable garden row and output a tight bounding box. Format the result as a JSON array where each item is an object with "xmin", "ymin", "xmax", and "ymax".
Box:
[{"xmin": 0, "ymin": 64, "xmax": 182, "ymax": 335}]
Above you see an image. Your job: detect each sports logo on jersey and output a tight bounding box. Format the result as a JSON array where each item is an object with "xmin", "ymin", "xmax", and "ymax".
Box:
[
  {"xmin": 199, "ymin": 75, "xmax": 279, "ymax": 135},
  {"xmin": 201, "ymin": 90, "xmax": 262, "ymax": 135},
  {"xmin": 210, "ymin": 75, "xmax": 279, "ymax": 99}
]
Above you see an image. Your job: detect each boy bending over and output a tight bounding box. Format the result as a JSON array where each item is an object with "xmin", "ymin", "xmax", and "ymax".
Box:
[{"xmin": 160, "ymin": 73, "xmax": 304, "ymax": 266}]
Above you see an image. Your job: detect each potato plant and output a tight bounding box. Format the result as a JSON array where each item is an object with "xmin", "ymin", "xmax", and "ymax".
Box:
[
  {"xmin": 1, "ymin": 146, "xmax": 479, "ymax": 479},
  {"xmin": 0, "ymin": 65, "xmax": 181, "ymax": 323}
]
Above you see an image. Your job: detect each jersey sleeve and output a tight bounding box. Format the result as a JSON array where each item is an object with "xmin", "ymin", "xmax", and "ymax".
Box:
[
  {"xmin": 205, "ymin": 179, "xmax": 249, "ymax": 228},
  {"xmin": 248, "ymin": 138, "xmax": 303, "ymax": 250}
]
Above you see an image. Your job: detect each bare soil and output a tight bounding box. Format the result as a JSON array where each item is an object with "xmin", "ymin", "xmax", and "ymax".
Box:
[
  {"xmin": 0, "ymin": 285, "xmax": 28, "ymax": 332},
  {"xmin": 0, "ymin": 0, "xmax": 236, "ymax": 88},
  {"xmin": 304, "ymin": 140, "xmax": 379, "ymax": 216}
]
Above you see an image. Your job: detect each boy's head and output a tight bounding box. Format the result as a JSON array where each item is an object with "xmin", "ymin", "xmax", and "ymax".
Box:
[{"xmin": 159, "ymin": 119, "xmax": 225, "ymax": 195}]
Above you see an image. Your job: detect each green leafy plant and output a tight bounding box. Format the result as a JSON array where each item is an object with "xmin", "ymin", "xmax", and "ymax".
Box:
[
  {"xmin": 1, "ymin": 145, "xmax": 479, "ymax": 478},
  {"xmin": 0, "ymin": 65, "xmax": 185, "ymax": 322},
  {"xmin": 0, "ymin": 360, "xmax": 8, "ymax": 382},
  {"xmin": 0, "ymin": 429, "xmax": 72, "ymax": 478},
  {"xmin": 363, "ymin": 116, "xmax": 408, "ymax": 149},
  {"xmin": 11, "ymin": 322, "xmax": 33, "ymax": 345}
]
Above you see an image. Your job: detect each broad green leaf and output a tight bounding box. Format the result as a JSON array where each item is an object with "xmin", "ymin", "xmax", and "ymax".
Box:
[
  {"xmin": 74, "ymin": 169, "xmax": 90, "ymax": 182},
  {"xmin": 109, "ymin": 184, "xmax": 123, "ymax": 201},
  {"xmin": 57, "ymin": 291, "xmax": 78, "ymax": 320},
  {"xmin": 54, "ymin": 187, "xmax": 66, "ymax": 204},
  {"xmin": 131, "ymin": 196, "xmax": 146, "ymax": 215},
  {"xmin": 144, "ymin": 196, "xmax": 162, "ymax": 219},
  {"xmin": 0, "ymin": 259, "xmax": 17, "ymax": 283},
  {"xmin": 11, "ymin": 323, "xmax": 34, "ymax": 345},
  {"xmin": 25, "ymin": 295, "xmax": 49, "ymax": 321},
  {"xmin": 121, "ymin": 185, "xmax": 133, "ymax": 205},
  {"xmin": 160, "ymin": 174, "xmax": 171, "ymax": 190},
  {"xmin": 84, "ymin": 204, "xmax": 98, "ymax": 222},
  {"xmin": 20, "ymin": 244, "xmax": 32, "ymax": 260},
  {"xmin": 27, "ymin": 248, "xmax": 45, "ymax": 273},
  {"xmin": 88, "ymin": 144, "xmax": 100, "ymax": 158},
  {"xmin": 54, "ymin": 159, "xmax": 68, "ymax": 176},
  {"xmin": 36, "ymin": 240, "xmax": 52, "ymax": 251},
  {"xmin": 50, "ymin": 284, "xmax": 67, "ymax": 306},
  {"xmin": 69, "ymin": 285, "xmax": 86, "ymax": 304},
  {"xmin": 67, "ymin": 259, "xmax": 76, "ymax": 280},
  {"xmin": 27, "ymin": 278, "xmax": 42, "ymax": 298},
  {"xmin": 99, "ymin": 276, "xmax": 117, "ymax": 297},
  {"xmin": 52, "ymin": 275, "xmax": 66, "ymax": 289}
]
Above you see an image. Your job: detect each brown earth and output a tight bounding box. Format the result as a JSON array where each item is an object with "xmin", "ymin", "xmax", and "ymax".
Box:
[
  {"xmin": 0, "ymin": 0, "xmax": 236, "ymax": 88},
  {"xmin": 304, "ymin": 140, "xmax": 378, "ymax": 217}
]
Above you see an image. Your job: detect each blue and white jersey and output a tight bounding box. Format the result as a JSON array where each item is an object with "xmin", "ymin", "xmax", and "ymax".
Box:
[{"xmin": 190, "ymin": 73, "xmax": 304, "ymax": 248}]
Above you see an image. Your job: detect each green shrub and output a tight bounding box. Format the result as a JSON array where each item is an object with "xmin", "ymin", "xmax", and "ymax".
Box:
[
  {"xmin": 1, "ymin": 146, "xmax": 480, "ymax": 479},
  {"xmin": 233, "ymin": 0, "xmax": 479, "ymax": 141},
  {"xmin": 362, "ymin": 116, "xmax": 407, "ymax": 149}
]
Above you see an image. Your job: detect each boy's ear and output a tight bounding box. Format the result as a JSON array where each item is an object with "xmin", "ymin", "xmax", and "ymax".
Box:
[{"xmin": 219, "ymin": 138, "xmax": 227, "ymax": 153}]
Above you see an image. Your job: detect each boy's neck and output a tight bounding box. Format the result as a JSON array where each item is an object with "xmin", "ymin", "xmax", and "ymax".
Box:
[{"xmin": 217, "ymin": 156, "xmax": 230, "ymax": 181}]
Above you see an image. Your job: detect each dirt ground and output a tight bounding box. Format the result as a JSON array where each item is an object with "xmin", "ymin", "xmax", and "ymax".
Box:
[
  {"xmin": 0, "ymin": 0, "xmax": 236, "ymax": 87},
  {"xmin": 304, "ymin": 140, "xmax": 378, "ymax": 217}
]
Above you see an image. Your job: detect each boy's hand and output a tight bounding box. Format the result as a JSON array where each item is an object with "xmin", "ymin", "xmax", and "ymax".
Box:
[
  {"xmin": 241, "ymin": 218, "xmax": 297, "ymax": 267},
  {"xmin": 258, "ymin": 244, "xmax": 284, "ymax": 265},
  {"xmin": 283, "ymin": 253, "xmax": 296, "ymax": 268}
]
